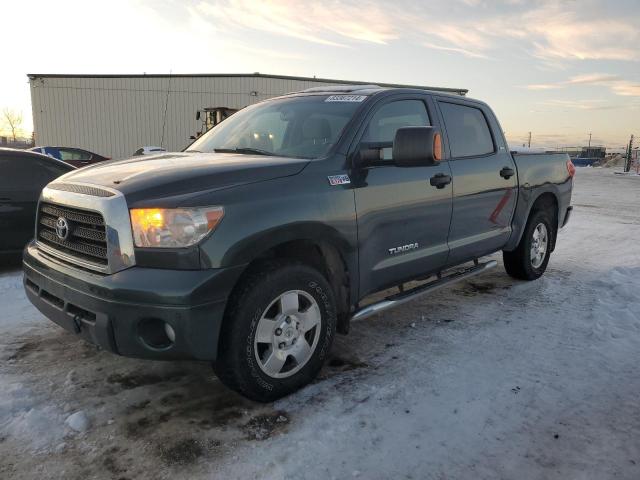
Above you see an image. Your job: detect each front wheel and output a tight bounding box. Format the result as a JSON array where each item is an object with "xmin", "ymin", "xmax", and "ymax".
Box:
[
  {"xmin": 503, "ymin": 209, "xmax": 554, "ymax": 280},
  {"xmin": 213, "ymin": 261, "xmax": 336, "ymax": 402}
]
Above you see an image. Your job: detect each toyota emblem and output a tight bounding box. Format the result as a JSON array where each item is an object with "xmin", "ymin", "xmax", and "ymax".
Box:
[{"xmin": 55, "ymin": 217, "xmax": 70, "ymax": 241}]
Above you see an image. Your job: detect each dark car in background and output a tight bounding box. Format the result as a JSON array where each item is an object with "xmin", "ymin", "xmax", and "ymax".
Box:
[
  {"xmin": 0, "ymin": 148, "xmax": 74, "ymax": 255},
  {"xmin": 30, "ymin": 146, "xmax": 110, "ymax": 168}
]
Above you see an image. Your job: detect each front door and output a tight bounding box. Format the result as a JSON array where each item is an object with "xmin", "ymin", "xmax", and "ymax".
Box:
[
  {"xmin": 352, "ymin": 97, "xmax": 453, "ymax": 297},
  {"xmin": 436, "ymin": 99, "xmax": 517, "ymax": 266}
]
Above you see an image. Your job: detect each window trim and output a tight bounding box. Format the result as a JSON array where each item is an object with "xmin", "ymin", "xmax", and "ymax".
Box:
[{"xmin": 436, "ymin": 100, "xmax": 497, "ymax": 161}]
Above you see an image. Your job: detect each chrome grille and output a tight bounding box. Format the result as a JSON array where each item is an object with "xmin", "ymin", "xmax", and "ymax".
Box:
[{"xmin": 37, "ymin": 202, "xmax": 108, "ymax": 266}]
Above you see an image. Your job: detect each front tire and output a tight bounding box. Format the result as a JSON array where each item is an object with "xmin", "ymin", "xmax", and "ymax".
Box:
[
  {"xmin": 213, "ymin": 260, "xmax": 336, "ymax": 402},
  {"xmin": 503, "ymin": 209, "xmax": 554, "ymax": 280}
]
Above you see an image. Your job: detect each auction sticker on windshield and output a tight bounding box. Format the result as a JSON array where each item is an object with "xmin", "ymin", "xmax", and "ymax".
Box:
[{"xmin": 325, "ymin": 95, "xmax": 367, "ymax": 102}]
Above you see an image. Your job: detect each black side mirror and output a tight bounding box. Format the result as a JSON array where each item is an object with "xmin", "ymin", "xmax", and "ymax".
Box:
[
  {"xmin": 393, "ymin": 127, "xmax": 443, "ymax": 167},
  {"xmin": 353, "ymin": 145, "xmax": 383, "ymax": 168},
  {"xmin": 196, "ymin": 111, "xmax": 201, "ymax": 121}
]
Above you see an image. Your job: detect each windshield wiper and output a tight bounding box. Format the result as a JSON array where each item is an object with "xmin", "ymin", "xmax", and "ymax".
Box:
[{"xmin": 214, "ymin": 147, "xmax": 276, "ymax": 156}]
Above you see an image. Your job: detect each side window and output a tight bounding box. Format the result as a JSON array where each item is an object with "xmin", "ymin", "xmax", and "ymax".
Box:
[
  {"xmin": 59, "ymin": 149, "xmax": 90, "ymax": 161},
  {"xmin": 439, "ymin": 102, "xmax": 494, "ymax": 158},
  {"xmin": 35, "ymin": 159, "xmax": 69, "ymax": 182},
  {"xmin": 0, "ymin": 158, "xmax": 34, "ymax": 191},
  {"xmin": 363, "ymin": 99, "xmax": 430, "ymax": 160}
]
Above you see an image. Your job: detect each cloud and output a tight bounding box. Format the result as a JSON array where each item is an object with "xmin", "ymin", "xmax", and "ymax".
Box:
[
  {"xmin": 525, "ymin": 73, "xmax": 640, "ymax": 97},
  {"xmin": 541, "ymin": 99, "xmax": 620, "ymax": 111},
  {"xmin": 422, "ymin": 42, "xmax": 489, "ymax": 59},
  {"xmin": 524, "ymin": 84, "xmax": 563, "ymax": 91},
  {"xmin": 191, "ymin": 0, "xmax": 640, "ymax": 65},
  {"xmin": 566, "ymin": 73, "xmax": 621, "ymax": 85},
  {"xmin": 195, "ymin": 0, "xmax": 397, "ymax": 46}
]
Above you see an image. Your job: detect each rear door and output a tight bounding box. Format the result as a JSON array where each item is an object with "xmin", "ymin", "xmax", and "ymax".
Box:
[
  {"xmin": 436, "ymin": 99, "xmax": 517, "ymax": 265},
  {"xmin": 352, "ymin": 95, "xmax": 453, "ymax": 297}
]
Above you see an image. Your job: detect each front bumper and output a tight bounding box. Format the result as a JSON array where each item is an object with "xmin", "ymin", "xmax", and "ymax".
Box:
[{"xmin": 23, "ymin": 242, "xmax": 246, "ymax": 361}]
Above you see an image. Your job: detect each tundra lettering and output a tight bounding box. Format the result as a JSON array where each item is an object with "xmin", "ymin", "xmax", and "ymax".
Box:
[{"xmin": 388, "ymin": 243, "xmax": 419, "ymax": 255}]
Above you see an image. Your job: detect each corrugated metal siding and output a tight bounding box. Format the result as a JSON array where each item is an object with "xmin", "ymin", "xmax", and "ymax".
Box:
[{"xmin": 29, "ymin": 75, "xmax": 354, "ymax": 159}]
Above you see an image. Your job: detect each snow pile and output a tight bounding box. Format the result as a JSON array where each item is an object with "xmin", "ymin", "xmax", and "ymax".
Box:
[
  {"xmin": 65, "ymin": 411, "xmax": 91, "ymax": 432},
  {"xmin": 0, "ymin": 375, "xmax": 66, "ymax": 452},
  {"xmin": 590, "ymin": 267, "xmax": 640, "ymax": 344},
  {"xmin": 0, "ymin": 270, "xmax": 48, "ymax": 336}
]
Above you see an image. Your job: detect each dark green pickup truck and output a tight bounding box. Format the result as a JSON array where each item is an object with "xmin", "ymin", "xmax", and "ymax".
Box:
[{"xmin": 23, "ymin": 85, "xmax": 573, "ymax": 401}]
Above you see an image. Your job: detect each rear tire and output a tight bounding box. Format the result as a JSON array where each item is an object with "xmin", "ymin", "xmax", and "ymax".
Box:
[
  {"xmin": 503, "ymin": 209, "xmax": 554, "ymax": 280},
  {"xmin": 213, "ymin": 260, "xmax": 336, "ymax": 402}
]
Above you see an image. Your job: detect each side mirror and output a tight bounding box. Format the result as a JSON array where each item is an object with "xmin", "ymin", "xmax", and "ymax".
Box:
[
  {"xmin": 393, "ymin": 127, "xmax": 442, "ymax": 167},
  {"xmin": 196, "ymin": 111, "xmax": 201, "ymax": 121},
  {"xmin": 353, "ymin": 146, "xmax": 383, "ymax": 168}
]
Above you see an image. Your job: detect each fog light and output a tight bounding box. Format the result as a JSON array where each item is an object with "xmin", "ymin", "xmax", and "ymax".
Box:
[
  {"xmin": 137, "ymin": 318, "xmax": 174, "ymax": 349},
  {"xmin": 164, "ymin": 322, "xmax": 176, "ymax": 343}
]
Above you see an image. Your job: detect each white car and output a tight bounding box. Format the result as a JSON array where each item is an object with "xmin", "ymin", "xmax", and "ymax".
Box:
[{"xmin": 133, "ymin": 146, "xmax": 167, "ymax": 156}]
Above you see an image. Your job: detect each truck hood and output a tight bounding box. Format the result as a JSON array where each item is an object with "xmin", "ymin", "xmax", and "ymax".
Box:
[{"xmin": 57, "ymin": 152, "xmax": 309, "ymax": 204}]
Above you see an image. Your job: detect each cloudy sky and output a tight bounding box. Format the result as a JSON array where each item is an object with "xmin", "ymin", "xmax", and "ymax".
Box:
[{"xmin": 2, "ymin": 0, "xmax": 639, "ymax": 148}]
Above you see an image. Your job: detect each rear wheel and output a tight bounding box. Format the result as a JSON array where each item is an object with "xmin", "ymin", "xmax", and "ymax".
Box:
[
  {"xmin": 503, "ymin": 209, "xmax": 554, "ymax": 280},
  {"xmin": 213, "ymin": 261, "xmax": 336, "ymax": 402}
]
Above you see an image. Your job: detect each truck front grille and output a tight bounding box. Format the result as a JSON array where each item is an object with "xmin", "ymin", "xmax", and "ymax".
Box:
[{"xmin": 37, "ymin": 202, "xmax": 108, "ymax": 267}]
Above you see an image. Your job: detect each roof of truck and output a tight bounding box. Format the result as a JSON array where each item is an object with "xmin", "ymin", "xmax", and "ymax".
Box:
[{"xmin": 296, "ymin": 84, "xmax": 467, "ymax": 96}]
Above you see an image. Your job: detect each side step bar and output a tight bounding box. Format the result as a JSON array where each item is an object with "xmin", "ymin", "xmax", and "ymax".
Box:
[{"xmin": 350, "ymin": 260, "xmax": 498, "ymax": 322}]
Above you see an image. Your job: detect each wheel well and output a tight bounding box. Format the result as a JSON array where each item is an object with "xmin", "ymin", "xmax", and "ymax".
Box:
[
  {"xmin": 530, "ymin": 192, "xmax": 559, "ymax": 250},
  {"xmin": 234, "ymin": 239, "xmax": 352, "ymax": 334}
]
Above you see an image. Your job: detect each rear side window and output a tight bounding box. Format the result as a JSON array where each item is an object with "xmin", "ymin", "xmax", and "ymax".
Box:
[
  {"xmin": 363, "ymin": 100, "xmax": 431, "ymax": 160},
  {"xmin": 439, "ymin": 102, "xmax": 494, "ymax": 158},
  {"xmin": 59, "ymin": 149, "xmax": 91, "ymax": 161},
  {"xmin": 0, "ymin": 158, "xmax": 28, "ymax": 190},
  {"xmin": 0, "ymin": 156, "xmax": 71, "ymax": 192}
]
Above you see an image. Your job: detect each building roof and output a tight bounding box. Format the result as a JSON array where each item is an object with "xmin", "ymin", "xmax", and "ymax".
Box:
[{"xmin": 27, "ymin": 72, "xmax": 467, "ymax": 96}]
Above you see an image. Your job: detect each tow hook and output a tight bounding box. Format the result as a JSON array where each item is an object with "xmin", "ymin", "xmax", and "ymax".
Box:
[{"xmin": 72, "ymin": 314, "xmax": 83, "ymax": 334}]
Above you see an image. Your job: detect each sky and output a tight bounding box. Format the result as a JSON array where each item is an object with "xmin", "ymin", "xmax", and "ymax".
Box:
[{"xmin": 2, "ymin": 0, "xmax": 639, "ymax": 149}]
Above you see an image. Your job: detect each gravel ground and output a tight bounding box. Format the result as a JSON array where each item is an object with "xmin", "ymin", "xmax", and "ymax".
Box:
[{"xmin": 1, "ymin": 167, "xmax": 639, "ymax": 479}]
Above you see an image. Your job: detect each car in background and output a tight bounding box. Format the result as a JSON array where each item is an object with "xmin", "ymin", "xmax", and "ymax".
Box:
[
  {"xmin": 132, "ymin": 146, "xmax": 167, "ymax": 156},
  {"xmin": 31, "ymin": 146, "xmax": 110, "ymax": 168},
  {"xmin": 0, "ymin": 148, "xmax": 75, "ymax": 255}
]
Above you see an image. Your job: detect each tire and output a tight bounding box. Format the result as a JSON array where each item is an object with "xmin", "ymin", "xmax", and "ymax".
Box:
[
  {"xmin": 213, "ymin": 260, "xmax": 336, "ymax": 402},
  {"xmin": 503, "ymin": 209, "xmax": 554, "ymax": 280}
]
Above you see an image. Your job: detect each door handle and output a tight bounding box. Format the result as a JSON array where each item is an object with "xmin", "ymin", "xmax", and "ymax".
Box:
[
  {"xmin": 500, "ymin": 167, "xmax": 515, "ymax": 179},
  {"xmin": 430, "ymin": 173, "xmax": 452, "ymax": 189}
]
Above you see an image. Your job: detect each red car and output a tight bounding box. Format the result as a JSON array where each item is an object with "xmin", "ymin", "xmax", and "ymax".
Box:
[{"xmin": 30, "ymin": 146, "xmax": 110, "ymax": 168}]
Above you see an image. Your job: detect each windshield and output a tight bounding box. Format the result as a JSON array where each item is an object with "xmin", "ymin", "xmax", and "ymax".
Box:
[{"xmin": 187, "ymin": 95, "xmax": 365, "ymax": 159}]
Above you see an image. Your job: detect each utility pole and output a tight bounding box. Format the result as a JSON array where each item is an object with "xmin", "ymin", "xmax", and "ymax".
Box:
[
  {"xmin": 625, "ymin": 134, "xmax": 634, "ymax": 173},
  {"xmin": 527, "ymin": 131, "xmax": 532, "ymax": 148}
]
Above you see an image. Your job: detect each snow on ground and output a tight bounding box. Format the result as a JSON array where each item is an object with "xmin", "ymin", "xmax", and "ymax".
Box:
[{"xmin": 1, "ymin": 167, "xmax": 639, "ymax": 479}]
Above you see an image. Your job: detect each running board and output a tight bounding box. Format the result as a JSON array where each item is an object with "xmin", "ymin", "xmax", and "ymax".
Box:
[{"xmin": 350, "ymin": 260, "xmax": 498, "ymax": 322}]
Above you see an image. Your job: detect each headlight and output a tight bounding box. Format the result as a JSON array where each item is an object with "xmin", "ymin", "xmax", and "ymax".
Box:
[{"xmin": 130, "ymin": 207, "xmax": 224, "ymax": 248}]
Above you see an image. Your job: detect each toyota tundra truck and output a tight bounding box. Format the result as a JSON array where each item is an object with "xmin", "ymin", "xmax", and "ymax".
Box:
[{"xmin": 23, "ymin": 85, "xmax": 574, "ymax": 402}]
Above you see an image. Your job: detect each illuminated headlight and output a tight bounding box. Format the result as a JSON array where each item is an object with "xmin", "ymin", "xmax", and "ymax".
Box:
[{"xmin": 129, "ymin": 207, "xmax": 224, "ymax": 248}]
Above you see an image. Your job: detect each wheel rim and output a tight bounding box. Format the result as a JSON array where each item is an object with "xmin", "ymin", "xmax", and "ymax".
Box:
[
  {"xmin": 530, "ymin": 223, "xmax": 548, "ymax": 269},
  {"xmin": 253, "ymin": 290, "xmax": 321, "ymax": 379}
]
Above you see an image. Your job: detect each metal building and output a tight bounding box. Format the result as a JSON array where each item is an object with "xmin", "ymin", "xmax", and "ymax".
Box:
[{"xmin": 29, "ymin": 73, "xmax": 466, "ymax": 160}]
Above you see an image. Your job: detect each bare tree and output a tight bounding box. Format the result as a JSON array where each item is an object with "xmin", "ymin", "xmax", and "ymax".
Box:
[{"xmin": 2, "ymin": 108, "xmax": 23, "ymax": 142}]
